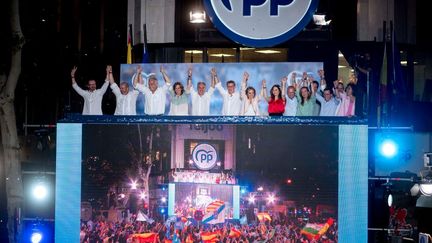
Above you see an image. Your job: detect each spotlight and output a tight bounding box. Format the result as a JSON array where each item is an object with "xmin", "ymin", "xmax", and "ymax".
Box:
[
  {"xmin": 241, "ymin": 189, "xmax": 246, "ymax": 194},
  {"xmin": 257, "ymin": 186, "xmax": 263, "ymax": 192},
  {"xmin": 130, "ymin": 180, "xmax": 138, "ymax": 190},
  {"xmin": 161, "ymin": 197, "xmax": 167, "ymax": 203},
  {"xmin": 379, "ymin": 139, "xmax": 398, "ymax": 158},
  {"xmin": 31, "ymin": 232, "xmax": 42, "ymax": 243},
  {"xmin": 267, "ymin": 195, "xmax": 276, "ymax": 204},
  {"xmin": 33, "ymin": 183, "xmax": 48, "ymax": 200},
  {"xmin": 189, "ymin": 10, "xmax": 206, "ymax": 23},
  {"xmin": 387, "ymin": 194, "xmax": 393, "ymax": 207},
  {"xmin": 248, "ymin": 196, "xmax": 255, "ymax": 204}
]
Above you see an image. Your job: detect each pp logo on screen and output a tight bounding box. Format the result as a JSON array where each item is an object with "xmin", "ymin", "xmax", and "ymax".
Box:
[
  {"xmin": 192, "ymin": 144, "xmax": 218, "ymax": 170},
  {"xmin": 203, "ymin": 0, "xmax": 318, "ymax": 47}
]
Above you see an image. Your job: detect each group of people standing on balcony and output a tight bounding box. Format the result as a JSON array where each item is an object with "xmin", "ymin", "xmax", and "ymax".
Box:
[{"xmin": 71, "ymin": 65, "xmax": 358, "ymax": 117}]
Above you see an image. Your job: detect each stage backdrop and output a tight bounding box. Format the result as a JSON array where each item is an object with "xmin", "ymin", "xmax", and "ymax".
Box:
[{"xmin": 120, "ymin": 62, "xmax": 323, "ymax": 115}]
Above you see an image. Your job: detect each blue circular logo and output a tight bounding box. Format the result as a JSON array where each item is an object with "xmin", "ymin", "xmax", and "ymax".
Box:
[
  {"xmin": 192, "ymin": 143, "xmax": 218, "ymax": 170},
  {"xmin": 203, "ymin": 0, "xmax": 319, "ymax": 47}
]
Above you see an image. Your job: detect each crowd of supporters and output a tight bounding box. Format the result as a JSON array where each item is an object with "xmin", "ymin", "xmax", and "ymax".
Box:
[{"xmin": 80, "ymin": 213, "xmax": 337, "ymax": 243}]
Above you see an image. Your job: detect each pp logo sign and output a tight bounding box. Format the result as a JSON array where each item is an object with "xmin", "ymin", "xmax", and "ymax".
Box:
[
  {"xmin": 192, "ymin": 143, "xmax": 218, "ymax": 170},
  {"xmin": 204, "ymin": 0, "xmax": 318, "ymax": 47}
]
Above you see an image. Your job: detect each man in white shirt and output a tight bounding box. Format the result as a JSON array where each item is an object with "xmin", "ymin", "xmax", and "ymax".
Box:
[
  {"xmin": 107, "ymin": 65, "xmax": 138, "ymax": 115},
  {"xmin": 316, "ymin": 87, "xmax": 339, "ymax": 116},
  {"xmin": 213, "ymin": 68, "xmax": 241, "ymax": 116},
  {"xmin": 71, "ymin": 66, "xmax": 109, "ymax": 115},
  {"xmin": 133, "ymin": 65, "xmax": 170, "ymax": 115},
  {"xmin": 188, "ymin": 68, "xmax": 215, "ymax": 116},
  {"xmin": 284, "ymin": 85, "xmax": 298, "ymax": 116}
]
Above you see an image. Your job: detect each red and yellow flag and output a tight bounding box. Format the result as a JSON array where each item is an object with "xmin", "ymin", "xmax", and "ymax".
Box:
[
  {"xmin": 228, "ymin": 227, "xmax": 241, "ymax": 238},
  {"xmin": 132, "ymin": 233, "xmax": 158, "ymax": 243},
  {"xmin": 256, "ymin": 212, "xmax": 272, "ymax": 222},
  {"xmin": 127, "ymin": 24, "xmax": 133, "ymax": 64},
  {"xmin": 201, "ymin": 230, "xmax": 220, "ymax": 243}
]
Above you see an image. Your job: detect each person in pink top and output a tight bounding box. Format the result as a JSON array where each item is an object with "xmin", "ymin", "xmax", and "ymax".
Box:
[{"xmin": 335, "ymin": 81, "xmax": 356, "ymax": 116}]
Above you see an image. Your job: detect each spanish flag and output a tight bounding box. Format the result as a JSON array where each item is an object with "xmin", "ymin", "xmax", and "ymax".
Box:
[
  {"xmin": 132, "ymin": 233, "xmax": 158, "ymax": 243},
  {"xmin": 127, "ymin": 24, "xmax": 133, "ymax": 64},
  {"xmin": 228, "ymin": 227, "xmax": 241, "ymax": 238},
  {"xmin": 201, "ymin": 231, "xmax": 220, "ymax": 243}
]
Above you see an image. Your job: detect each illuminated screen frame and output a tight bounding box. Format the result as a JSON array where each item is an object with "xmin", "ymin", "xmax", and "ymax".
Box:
[{"xmin": 55, "ymin": 121, "xmax": 367, "ymax": 243}]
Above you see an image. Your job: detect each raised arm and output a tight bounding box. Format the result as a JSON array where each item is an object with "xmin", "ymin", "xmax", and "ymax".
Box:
[
  {"xmin": 333, "ymin": 80, "xmax": 343, "ymax": 99},
  {"xmin": 213, "ymin": 68, "xmax": 227, "ymax": 96},
  {"xmin": 241, "ymin": 71, "xmax": 249, "ymax": 100},
  {"xmin": 210, "ymin": 68, "xmax": 216, "ymax": 88},
  {"xmin": 98, "ymin": 65, "xmax": 110, "ymax": 94},
  {"xmin": 186, "ymin": 67, "xmax": 192, "ymax": 92},
  {"xmin": 160, "ymin": 65, "xmax": 172, "ymax": 85},
  {"xmin": 71, "ymin": 66, "xmax": 87, "ymax": 97},
  {"xmin": 261, "ymin": 79, "xmax": 269, "ymax": 102},
  {"xmin": 71, "ymin": 66, "xmax": 78, "ymax": 85},
  {"xmin": 281, "ymin": 76, "xmax": 287, "ymax": 100},
  {"xmin": 133, "ymin": 65, "xmax": 142, "ymax": 88},
  {"xmin": 106, "ymin": 65, "xmax": 114, "ymax": 84}
]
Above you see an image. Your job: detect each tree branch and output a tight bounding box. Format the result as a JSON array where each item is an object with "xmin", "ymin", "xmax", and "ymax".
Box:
[{"xmin": 4, "ymin": 0, "xmax": 25, "ymax": 98}]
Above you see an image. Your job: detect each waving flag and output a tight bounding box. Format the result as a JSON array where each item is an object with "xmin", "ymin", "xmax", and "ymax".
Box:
[
  {"xmin": 256, "ymin": 212, "xmax": 271, "ymax": 222},
  {"xmin": 201, "ymin": 231, "xmax": 220, "ymax": 243},
  {"xmin": 127, "ymin": 24, "xmax": 133, "ymax": 64},
  {"xmin": 229, "ymin": 227, "xmax": 242, "ymax": 238},
  {"xmin": 136, "ymin": 210, "xmax": 154, "ymax": 223},
  {"xmin": 202, "ymin": 200, "xmax": 225, "ymax": 224},
  {"xmin": 300, "ymin": 218, "xmax": 334, "ymax": 240},
  {"xmin": 132, "ymin": 233, "xmax": 158, "ymax": 243}
]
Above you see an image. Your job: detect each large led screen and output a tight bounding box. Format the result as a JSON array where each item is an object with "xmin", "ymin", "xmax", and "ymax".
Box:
[{"xmin": 56, "ymin": 122, "xmax": 367, "ymax": 243}]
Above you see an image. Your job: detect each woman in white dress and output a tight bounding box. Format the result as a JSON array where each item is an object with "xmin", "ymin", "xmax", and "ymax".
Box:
[{"xmin": 240, "ymin": 72, "xmax": 262, "ymax": 116}]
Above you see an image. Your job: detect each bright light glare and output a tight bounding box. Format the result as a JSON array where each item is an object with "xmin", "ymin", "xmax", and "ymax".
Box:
[
  {"xmin": 130, "ymin": 180, "xmax": 138, "ymax": 190},
  {"xmin": 248, "ymin": 196, "xmax": 255, "ymax": 204},
  {"xmin": 380, "ymin": 139, "xmax": 397, "ymax": 158},
  {"xmin": 33, "ymin": 184, "xmax": 48, "ymax": 200},
  {"xmin": 31, "ymin": 232, "xmax": 42, "ymax": 243},
  {"xmin": 387, "ymin": 194, "xmax": 393, "ymax": 207},
  {"xmin": 267, "ymin": 195, "xmax": 275, "ymax": 204},
  {"xmin": 161, "ymin": 197, "xmax": 167, "ymax": 203},
  {"xmin": 190, "ymin": 11, "xmax": 206, "ymax": 23}
]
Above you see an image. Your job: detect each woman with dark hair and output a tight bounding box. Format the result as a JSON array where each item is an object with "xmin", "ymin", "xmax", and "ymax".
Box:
[
  {"xmin": 335, "ymin": 82, "xmax": 356, "ymax": 116},
  {"xmin": 262, "ymin": 77, "xmax": 287, "ymax": 116},
  {"xmin": 162, "ymin": 67, "xmax": 190, "ymax": 115},
  {"xmin": 240, "ymin": 72, "xmax": 261, "ymax": 116},
  {"xmin": 295, "ymin": 77, "xmax": 316, "ymax": 116}
]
